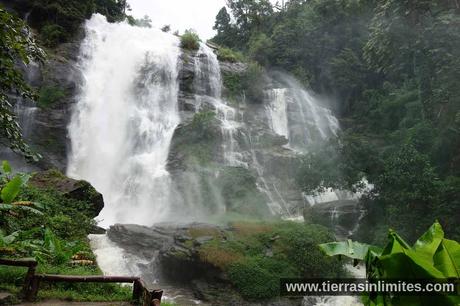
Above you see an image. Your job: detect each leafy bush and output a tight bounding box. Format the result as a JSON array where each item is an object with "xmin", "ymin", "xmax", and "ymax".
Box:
[
  {"xmin": 180, "ymin": 30, "xmax": 201, "ymax": 51},
  {"xmin": 40, "ymin": 24, "xmax": 69, "ymax": 47},
  {"xmin": 191, "ymin": 111, "xmax": 217, "ymax": 140},
  {"xmin": 199, "ymin": 221, "xmax": 343, "ymax": 300},
  {"xmin": 248, "ymin": 33, "xmax": 273, "ymax": 65},
  {"xmin": 217, "ymin": 47, "xmax": 245, "ymax": 63},
  {"xmin": 228, "ymin": 257, "xmax": 282, "ymax": 300},
  {"xmin": 241, "ymin": 63, "xmax": 265, "ymax": 104},
  {"xmin": 38, "ymin": 86, "xmax": 66, "ymax": 108}
]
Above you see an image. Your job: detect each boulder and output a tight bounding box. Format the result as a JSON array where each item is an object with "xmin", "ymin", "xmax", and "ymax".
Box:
[{"xmin": 29, "ymin": 169, "xmax": 104, "ymax": 217}]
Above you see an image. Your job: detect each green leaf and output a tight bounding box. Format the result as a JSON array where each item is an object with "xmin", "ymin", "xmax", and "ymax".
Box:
[
  {"xmin": 412, "ymin": 221, "xmax": 444, "ymax": 263},
  {"xmin": 1, "ymin": 175, "xmax": 23, "ymax": 203},
  {"xmin": 1, "ymin": 160, "xmax": 11, "ymax": 174},
  {"xmin": 3, "ymin": 231, "xmax": 19, "ymax": 244},
  {"xmin": 433, "ymin": 238, "xmax": 460, "ymax": 278},
  {"xmin": 319, "ymin": 240, "xmax": 382, "ymax": 261}
]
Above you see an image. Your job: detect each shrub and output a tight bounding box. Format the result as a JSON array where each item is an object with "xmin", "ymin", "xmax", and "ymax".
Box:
[
  {"xmin": 198, "ymin": 222, "xmax": 343, "ymax": 300},
  {"xmin": 222, "ymin": 72, "xmax": 243, "ymax": 99},
  {"xmin": 228, "ymin": 257, "xmax": 281, "ymax": 300},
  {"xmin": 241, "ymin": 63, "xmax": 266, "ymax": 104},
  {"xmin": 40, "ymin": 24, "xmax": 69, "ymax": 47},
  {"xmin": 217, "ymin": 47, "xmax": 245, "ymax": 63},
  {"xmin": 38, "ymin": 86, "xmax": 66, "ymax": 108},
  {"xmin": 180, "ymin": 30, "xmax": 200, "ymax": 51}
]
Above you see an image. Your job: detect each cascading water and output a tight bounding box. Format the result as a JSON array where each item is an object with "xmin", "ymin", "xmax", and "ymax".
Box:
[
  {"xmin": 266, "ymin": 88, "xmax": 290, "ymax": 140},
  {"xmin": 67, "ymin": 14, "xmax": 181, "ymax": 227},
  {"xmin": 266, "ymin": 73, "xmax": 339, "ymax": 151},
  {"xmin": 194, "ymin": 44, "xmax": 245, "ymax": 167}
]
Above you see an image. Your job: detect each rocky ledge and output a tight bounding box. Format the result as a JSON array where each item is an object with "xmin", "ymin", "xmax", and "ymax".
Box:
[{"xmin": 107, "ymin": 221, "xmax": 343, "ymax": 306}]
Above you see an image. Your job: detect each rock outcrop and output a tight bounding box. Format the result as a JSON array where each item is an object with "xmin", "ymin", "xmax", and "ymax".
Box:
[
  {"xmin": 29, "ymin": 169, "xmax": 104, "ymax": 217},
  {"xmin": 107, "ymin": 222, "xmax": 304, "ymax": 306}
]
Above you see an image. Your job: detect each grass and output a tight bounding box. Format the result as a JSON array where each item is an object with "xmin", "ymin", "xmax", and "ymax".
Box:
[
  {"xmin": 198, "ymin": 244, "xmax": 244, "ymax": 270},
  {"xmin": 217, "ymin": 47, "xmax": 245, "ymax": 63},
  {"xmin": 180, "ymin": 30, "xmax": 200, "ymax": 51}
]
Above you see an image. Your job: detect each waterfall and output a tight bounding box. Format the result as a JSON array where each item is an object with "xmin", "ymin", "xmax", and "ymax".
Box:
[
  {"xmin": 194, "ymin": 44, "xmax": 245, "ymax": 167},
  {"xmin": 266, "ymin": 88, "xmax": 290, "ymax": 140},
  {"xmin": 67, "ymin": 14, "xmax": 181, "ymax": 227},
  {"xmin": 266, "ymin": 73, "xmax": 339, "ymax": 151}
]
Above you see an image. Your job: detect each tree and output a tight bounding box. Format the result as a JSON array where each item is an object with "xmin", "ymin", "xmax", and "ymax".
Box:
[
  {"xmin": 0, "ymin": 8, "xmax": 45, "ymax": 160},
  {"xmin": 214, "ymin": 7, "xmax": 232, "ymax": 34},
  {"xmin": 212, "ymin": 7, "xmax": 239, "ymax": 48},
  {"xmin": 225, "ymin": 0, "xmax": 274, "ymax": 48}
]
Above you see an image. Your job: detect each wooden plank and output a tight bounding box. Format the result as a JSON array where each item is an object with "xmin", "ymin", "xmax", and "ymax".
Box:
[
  {"xmin": 0, "ymin": 258, "xmax": 37, "ymax": 267},
  {"xmin": 35, "ymin": 274, "xmax": 140, "ymax": 283}
]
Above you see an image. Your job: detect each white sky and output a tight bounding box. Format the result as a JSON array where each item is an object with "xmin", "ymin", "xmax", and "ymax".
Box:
[{"xmin": 128, "ymin": 0, "xmax": 227, "ymax": 39}]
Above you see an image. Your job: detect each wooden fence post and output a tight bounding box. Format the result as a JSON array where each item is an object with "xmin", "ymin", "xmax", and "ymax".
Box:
[{"xmin": 25, "ymin": 276, "xmax": 40, "ymax": 302}]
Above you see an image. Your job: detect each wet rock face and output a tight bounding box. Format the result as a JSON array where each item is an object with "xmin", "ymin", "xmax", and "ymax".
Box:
[
  {"xmin": 108, "ymin": 223, "xmax": 227, "ymax": 287},
  {"xmin": 30, "ymin": 169, "xmax": 104, "ymax": 217},
  {"xmin": 0, "ymin": 29, "xmax": 84, "ymax": 171}
]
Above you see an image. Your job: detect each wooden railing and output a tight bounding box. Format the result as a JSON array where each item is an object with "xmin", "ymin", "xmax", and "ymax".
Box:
[{"xmin": 0, "ymin": 258, "xmax": 162, "ymax": 305}]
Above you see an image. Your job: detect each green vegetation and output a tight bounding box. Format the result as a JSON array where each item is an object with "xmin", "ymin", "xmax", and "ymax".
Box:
[
  {"xmin": 213, "ymin": 0, "xmax": 460, "ymax": 244},
  {"xmin": 40, "ymin": 24, "xmax": 69, "ymax": 47},
  {"xmin": 216, "ymin": 47, "xmax": 245, "ymax": 63},
  {"xmin": 126, "ymin": 15, "xmax": 152, "ymax": 28},
  {"xmin": 38, "ymin": 86, "xmax": 66, "ymax": 108},
  {"xmin": 180, "ymin": 30, "xmax": 201, "ymax": 51},
  {"xmin": 320, "ymin": 222, "xmax": 460, "ymax": 306},
  {"xmin": 173, "ymin": 111, "xmax": 219, "ymax": 166},
  {"xmin": 0, "ymin": 162, "xmax": 129, "ymax": 302},
  {"xmin": 6, "ymin": 0, "xmax": 129, "ymax": 46},
  {"xmin": 198, "ymin": 221, "xmax": 343, "ymax": 300},
  {"xmin": 222, "ymin": 63, "xmax": 265, "ymax": 103}
]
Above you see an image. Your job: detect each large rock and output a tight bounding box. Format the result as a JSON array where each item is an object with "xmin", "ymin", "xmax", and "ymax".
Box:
[
  {"xmin": 29, "ymin": 169, "xmax": 104, "ymax": 217},
  {"xmin": 107, "ymin": 223, "xmax": 301, "ymax": 306}
]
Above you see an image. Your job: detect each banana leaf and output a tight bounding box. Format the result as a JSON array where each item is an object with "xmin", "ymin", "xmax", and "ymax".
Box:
[
  {"xmin": 1, "ymin": 174, "xmax": 29, "ymax": 204},
  {"xmin": 319, "ymin": 239, "xmax": 382, "ymax": 260}
]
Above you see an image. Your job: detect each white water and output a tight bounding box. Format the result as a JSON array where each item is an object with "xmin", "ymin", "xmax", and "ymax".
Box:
[
  {"xmin": 194, "ymin": 44, "xmax": 245, "ymax": 167},
  {"xmin": 266, "ymin": 88, "xmax": 290, "ymax": 139},
  {"xmin": 89, "ymin": 234, "xmax": 146, "ymax": 277},
  {"xmin": 266, "ymin": 74, "xmax": 339, "ymax": 151},
  {"xmin": 67, "ymin": 14, "xmax": 181, "ymax": 227},
  {"xmin": 304, "ymin": 264, "xmax": 364, "ymax": 306}
]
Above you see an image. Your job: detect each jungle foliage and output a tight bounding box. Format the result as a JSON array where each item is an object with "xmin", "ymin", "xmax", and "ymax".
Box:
[
  {"xmin": 320, "ymin": 222, "xmax": 460, "ymax": 306},
  {"xmin": 0, "ymin": 161, "xmax": 130, "ymax": 301}
]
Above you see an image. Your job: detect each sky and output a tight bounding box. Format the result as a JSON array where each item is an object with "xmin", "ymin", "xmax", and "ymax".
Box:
[{"xmin": 128, "ymin": 0, "xmax": 227, "ymax": 39}]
